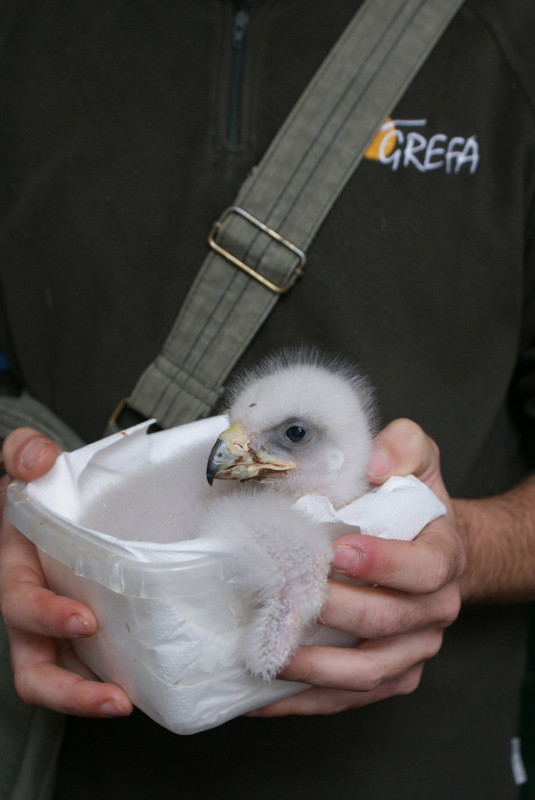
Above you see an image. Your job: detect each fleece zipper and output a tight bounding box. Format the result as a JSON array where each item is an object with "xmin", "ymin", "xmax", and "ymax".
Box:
[{"xmin": 227, "ymin": 0, "xmax": 266, "ymax": 146}]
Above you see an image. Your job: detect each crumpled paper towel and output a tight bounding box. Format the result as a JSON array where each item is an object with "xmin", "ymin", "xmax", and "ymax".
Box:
[
  {"xmin": 6, "ymin": 417, "xmax": 445, "ymax": 735},
  {"xmin": 295, "ymin": 474, "xmax": 444, "ymax": 540}
]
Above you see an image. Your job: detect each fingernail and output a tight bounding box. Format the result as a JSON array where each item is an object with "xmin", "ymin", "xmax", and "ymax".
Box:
[
  {"xmin": 66, "ymin": 614, "xmax": 94, "ymax": 637},
  {"xmin": 367, "ymin": 445, "xmax": 392, "ymax": 479},
  {"xmin": 99, "ymin": 700, "xmax": 128, "ymax": 717},
  {"xmin": 20, "ymin": 438, "xmax": 52, "ymax": 470},
  {"xmin": 331, "ymin": 545, "xmax": 361, "ymax": 572}
]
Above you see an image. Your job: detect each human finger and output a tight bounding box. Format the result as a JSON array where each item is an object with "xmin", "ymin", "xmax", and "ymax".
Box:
[
  {"xmin": 0, "ymin": 517, "xmax": 97, "ymax": 639},
  {"xmin": 277, "ymin": 628, "xmax": 443, "ymax": 692},
  {"xmin": 329, "ymin": 517, "xmax": 465, "ymax": 594},
  {"xmin": 247, "ymin": 664, "xmax": 423, "ymax": 717},
  {"xmin": 2, "ymin": 427, "xmax": 62, "ymax": 482},
  {"xmin": 320, "ymin": 577, "xmax": 461, "ymax": 640},
  {"xmin": 8, "ymin": 627, "xmax": 132, "ymax": 717},
  {"xmin": 249, "ymin": 629, "xmax": 438, "ymax": 717},
  {"xmin": 367, "ymin": 417, "xmax": 443, "ymax": 492}
]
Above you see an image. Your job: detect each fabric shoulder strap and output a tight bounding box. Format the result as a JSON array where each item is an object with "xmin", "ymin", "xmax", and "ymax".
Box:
[{"xmin": 115, "ymin": 0, "xmax": 464, "ymax": 431}]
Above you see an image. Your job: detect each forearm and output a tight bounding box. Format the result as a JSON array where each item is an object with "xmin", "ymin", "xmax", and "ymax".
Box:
[{"xmin": 454, "ymin": 475, "xmax": 535, "ymax": 603}]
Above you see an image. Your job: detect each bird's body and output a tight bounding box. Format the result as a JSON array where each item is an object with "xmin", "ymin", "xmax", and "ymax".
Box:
[
  {"xmin": 81, "ymin": 351, "xmax": 375, "ymax": 680},
  {"xmin": 204, "ymin": 351, "xmax": 375, "ymax": 679},
  {"xmin": 197, "ymin": 491, "xmax": 336, "ymax": 680}
]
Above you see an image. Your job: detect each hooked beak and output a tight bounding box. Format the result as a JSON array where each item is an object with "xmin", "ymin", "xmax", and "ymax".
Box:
[{"xmin": 206, "ymin": 423, "xmax": 297, "ymax": 485}]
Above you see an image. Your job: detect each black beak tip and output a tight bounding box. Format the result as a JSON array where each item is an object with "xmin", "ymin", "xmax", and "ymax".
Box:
[{"xmin": 206, "ymin": 441, "xmax": 219, "ymax": 486}]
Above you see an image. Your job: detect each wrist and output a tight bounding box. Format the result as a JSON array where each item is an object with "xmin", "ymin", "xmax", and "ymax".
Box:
[{"xmin": 453, "ymin": 478, "xmax": 535, "ymax": 604}]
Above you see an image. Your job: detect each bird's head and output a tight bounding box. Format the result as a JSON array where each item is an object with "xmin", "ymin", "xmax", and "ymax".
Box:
[{"xmin": 206, "ymin": 352, "xmax": 375, "ymax": 508}]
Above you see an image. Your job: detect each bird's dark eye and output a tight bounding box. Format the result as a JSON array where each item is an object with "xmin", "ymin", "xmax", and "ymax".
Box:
[{"xmin": 285, "ymin": 425, "xmax": 307, "ymax": 443}]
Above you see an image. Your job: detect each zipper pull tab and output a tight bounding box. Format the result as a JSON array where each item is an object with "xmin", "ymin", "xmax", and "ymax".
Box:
[{"xmin": 232, "ymin": 9, "xmax": 250, "ymax": 48}]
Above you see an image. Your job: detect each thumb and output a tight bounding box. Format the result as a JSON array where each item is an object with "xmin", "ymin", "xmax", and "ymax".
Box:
[
  {"xmin": 366, "ymin": 418, "xmax": 453, "ymax": 517},
  {"xmin": 2, "ymin": 428, "xmax": 63, "ymax": 482},
  {"xmin": 367, "ymin": 418, "xmax": 440, "ymax": 486}
]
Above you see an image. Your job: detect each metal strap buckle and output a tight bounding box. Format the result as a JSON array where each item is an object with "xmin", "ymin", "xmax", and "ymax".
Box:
[
  {"xmin": 208, "ymin": 206, "xmax": 306, "ymax": 294},
  {"xmin": 108, "ymin": 397, "xmax": 161, "ymax": 433},
  {"xmin": 108, "ymin": 397, "xmax": 131, "ymax": 429}
]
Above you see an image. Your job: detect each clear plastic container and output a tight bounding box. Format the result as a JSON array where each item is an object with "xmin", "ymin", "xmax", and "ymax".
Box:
[
  {"xmin": 4, "ymin": 420, "xmax": 307, "ymax": 734},
  {"xmin": 4, "ymin": 418, "xmax": 444, "ymax": 734}
]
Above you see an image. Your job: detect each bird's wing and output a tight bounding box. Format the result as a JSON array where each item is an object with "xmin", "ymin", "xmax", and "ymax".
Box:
[{"xmin": 198, "ymin": 491, "xmax": 332, "ymax": 680}]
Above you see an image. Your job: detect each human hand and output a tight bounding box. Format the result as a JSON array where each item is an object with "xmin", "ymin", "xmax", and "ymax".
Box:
[
  {"xmin": 248, "ymin": 418, "xmax": 465, "ymax": 716},
  {"xmin": 0, "ymin": 428, "xmax": 132, "ymax": 717}
]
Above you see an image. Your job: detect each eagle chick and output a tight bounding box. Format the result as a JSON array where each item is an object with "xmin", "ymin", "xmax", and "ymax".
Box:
[{"xmin": 204, "ymin": 351, "xmax": 374, "ymax": 680}]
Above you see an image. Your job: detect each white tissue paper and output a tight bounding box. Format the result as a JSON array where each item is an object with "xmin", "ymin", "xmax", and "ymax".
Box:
[{"xmin": 5, "ymin": 417, "xmax": 445, "ymax": 735}]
